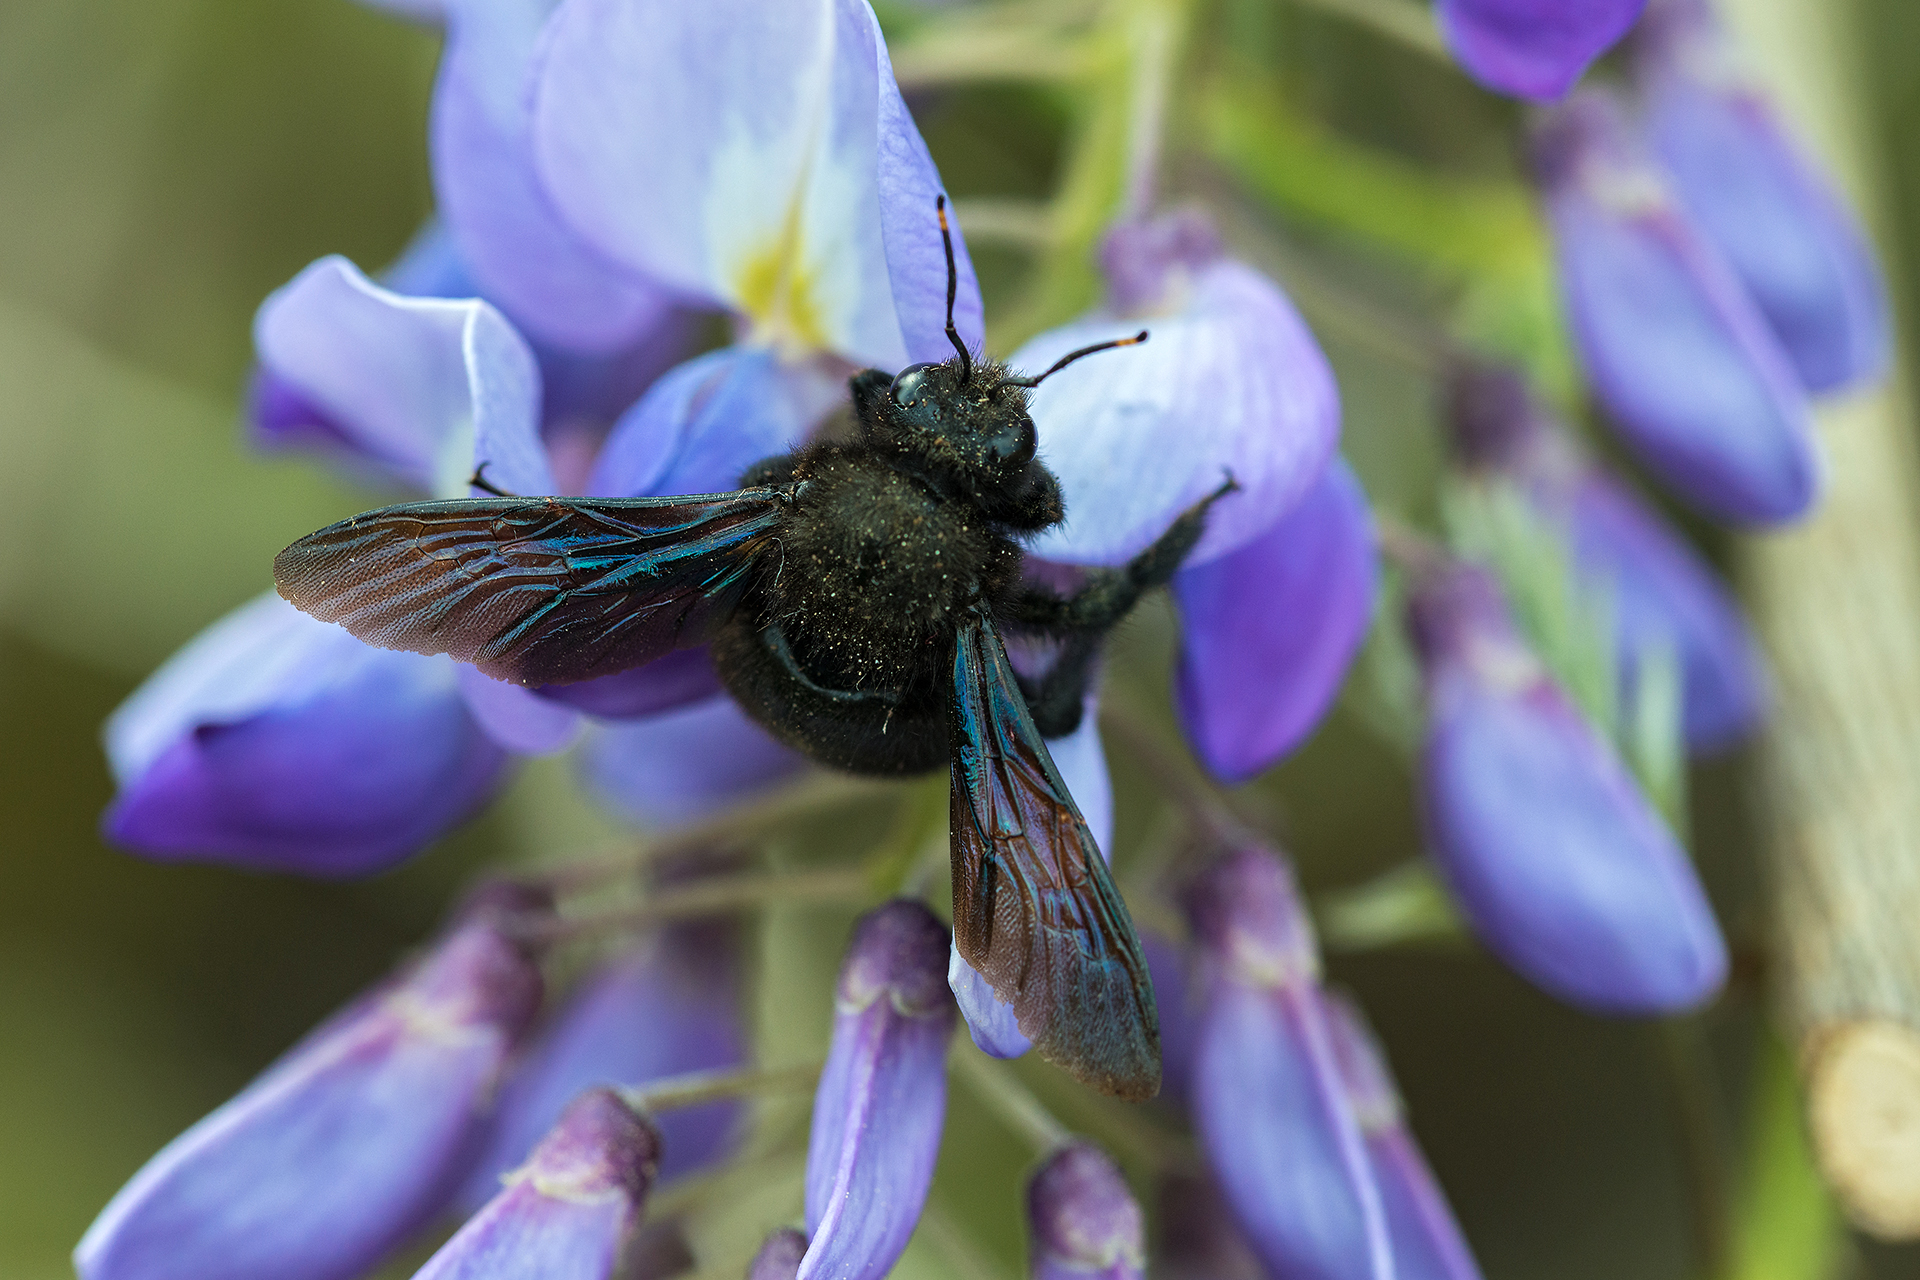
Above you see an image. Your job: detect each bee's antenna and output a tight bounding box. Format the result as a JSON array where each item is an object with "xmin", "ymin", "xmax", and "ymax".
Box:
[
  {"xmin": 1007, "ymin": 330, "xmax": 1150, "ymax": 388},
  {"xmin": 936, "ymin": 195, "xmax": 973, "ymax": 384}
]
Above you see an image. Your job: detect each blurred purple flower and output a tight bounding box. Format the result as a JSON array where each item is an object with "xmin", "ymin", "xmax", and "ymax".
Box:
[
  {"xmin": 1027, "ymin": 1143, "xmax": 1145, "ymax": 1280},
  {"xmin": 1436, "ymin": 0, "xmax": 1646, "ymax": 101},
  {"xmin": 1533, "ymin": 89, "xmax": 1819, "ymax": 525},
  {"xmin": 1139, "ymin": 929, "xmax": 1200, "ymax": 1104},
  {"xmin": 411, "ymin": 1089, "xmax": 661, "ymax": 1280},
  {"xmin": 1153, "ymin": 1170, "xmax": 1266, "ymax": 1280},
  {"xmin": 750, "ymin": 1228, "xmax": 810, "ymax": 1280},
  {"xmin": 1014, "ymin": 211, "xmax": 1340, "ymax": 569},
  {"xmin": 1447, "ymin": 363, "xmax": 1769, "ymax": 753},
  {"xmin": 1173, "ymin": 457, "xmax": 1377, "ymax": 782},
  {"xmin": 801, "ymin": 901, "xmax": 957, "ymax": 1280},
  {"xmin": 581, "ymin": 695, "xmax": 807, "ymax": 827},
  {"xmin": 1637, "ymin": 0, "xmax": 1888, "ymax": 393},
  {"xmin": 1407, "ymin": 561, "xmax": 1729, "ymax": 1012},
  {"xmin": 76, "ymin": 909, "xmax": 546, "ymax": 1280},
  {"xmin": 1180, "ymin": 843, "xmax": 1393, "ymax": 1280},
  {"xmin": 1321, "ymin": 991, "xmax": 1484, "ymax": 1280}
]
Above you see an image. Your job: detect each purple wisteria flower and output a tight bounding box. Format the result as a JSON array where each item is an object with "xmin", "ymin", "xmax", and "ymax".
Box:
[
  {"xmin": 1407, "ymin": 560, "xmax": 1729, "ymax": 1012},
  {"xmin": 750, "ymin": 1228, "xmax": 810, "ymax": 1280},
  {"xmin": 76, "ymin": 899, "xmax": 548, "ymax": 1280},
  {"xmin": 411, "ymin": 1089, "xmax": 661, "ymax": 1280},
  {"xmin": 1179, "ymin": 842, "xmax": 1393, "ymax": 1280},
  {"xmin": 1447, "ymin": 363, "xmax": 1769, "ymax": 753},
  {"xmin": 1435, "ymin": 0, "xmax": 1647, "ymax": 102},
  {"xmin": 1027, "ymin": 1143, "xmax": 1145, "ymax": 1280},
  {"xmin": 802, "ymin": 900, "xmax": 958, "ymax": 1280},
  {"xmin": 1321, "ymin": 992, "xmax": 1484, "ymax": 1280},
  {"xmin": 1533, "ymin": 89, "xmax": 1820, "ymax": 526},
  {"xmin": 1636, "ymin": 0, "xmax": 1889, "ymax": 393}
]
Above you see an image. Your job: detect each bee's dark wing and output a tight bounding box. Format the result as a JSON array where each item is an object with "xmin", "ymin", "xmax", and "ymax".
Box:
[
  {"xmin": 946, "ymin": 602, "xmax": 1160, "ymax": 1101},
  {"xmin": 273, "ymin": 489, "xmax": 791, "ymax": 686}
]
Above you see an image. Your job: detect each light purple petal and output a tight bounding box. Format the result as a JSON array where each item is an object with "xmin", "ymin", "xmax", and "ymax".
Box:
[
  {"xmin": 456, "ymin": 932, "xmax": 745, "ymax": 1211},
  {"xmin": 580, "ymin": 696, "xmax": 807, "ymax": 827},
  {"xmin": 1435, "ymin": 0, "xmax": 1646, "ymax": 101},
  {"xmin": 531, "ymin": 0, "xmax": 977, "ymax": 369},
  {"xmin": 1641, "ymin": 30, "xmax": 1888, "ymax": 392},
  {"xmin": 381, "ymin": 219, "xmax": 481, "ymax": 299},
  {"xmin": 1409, "ymin": 565, "xmax": 1729, "ymax": 1013},
  {"xmin": 253, "ymin": 256, "xmax": 547, "ymax": 496},
  {"xmin": 1174, "ymin": 457, "xmax": 1377, "ymax": 783},
  {"xmin": 76, "ymin": 921, "xmax": 543, "ymax": 1280},
  {"xmin": 457, "ymin": 665, "xmax": 583, "ymax": 755},
  {"xmin": 102, "ymin": 593, "xmax": 508, "ymax": 878},
  {"xmin": 537, "ymin": 649, "xmax": 725, "ymax": 721},
  {"xmin": 1017, "ymin": 258, "xmax": 1339, "ymax": 567},
  {"xmin": 586, "ymin": 346, "xmax": 843, "ymax": 499},
  {"xmin": 1535, "ymin": 92, "xmax": 1819, "ymax": 526},
  {"xmin": 1568, "ymin": 472, "xmax": 1769, "ymax": 753},
  {"xmin": 1028, "ymin": 1143, "xmax": 1145, "ymax": 1280},
  {"xmin": 801, "ymin": 902, "xmax": 956, "ymax": 1280},
  {"xmin": 413, "ymin": 1090, "xmax": 659, "ymax": 1280},
  {"xmin": 431, "ymin": 0, "xmax": 679, "ymax": 354},
  {"xmin": 947, "ymin": 949, "xmax": 1031, "ymax": 1059}
]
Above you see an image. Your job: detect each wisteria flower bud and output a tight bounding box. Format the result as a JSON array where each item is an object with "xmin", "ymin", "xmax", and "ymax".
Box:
[
  {"xmin": 749, "ymin": 1228, "xmax": 809, "ymax": 1280},
  {"xmin": 1321, "ymin": 992, "xmax": 1484, "ymax": 1280},
  {"xmin": 411, "ymin": 1089, "xmax": 660, "ymax": 1280},
  {"xmin": 1180, "ymin": 844, "xmax": 1392, "ymax": 1280},
  {"xmin": 76, "ymin": 911, "xmax": 547, "ymax": 1280},
  {"xmin": 1532, "ymin": 89, "xmax": 1818, "ymax": 526},
  {"xmin": 1637, "ymin": 0, "xmax": 1888, "ymax": 392},
  {"xmin": 1027, "ymin": 1143, "xmax": 1145, "ymax": 1280},
  {"xmin": 1436, "ymin": 0, "xmax": 1646, "ymax": 101},
  {"xmin": 801, "ymin": 900, "xmax": 958, "ymax": 1280},
  {"xmin": 1408, "ymin": 562, "xmax": 1729, "ymax": 1012}
]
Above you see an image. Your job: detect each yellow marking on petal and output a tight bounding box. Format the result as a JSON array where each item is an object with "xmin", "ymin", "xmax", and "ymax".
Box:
[{"xmin": 734, "ymin": 198, "xmax": 829, "ymax": 356}]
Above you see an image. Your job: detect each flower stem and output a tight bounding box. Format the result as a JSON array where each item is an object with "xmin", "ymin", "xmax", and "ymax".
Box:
[
  {"xmin": 622, "ymin": 1060, "xmax": 824, "ymax": 1115},
  {"xmin": 517, "ymin": 866, "xmax": 875, "ymax": 947},
  {"xmin": 1283, "ymin": 0, "xmax": 1449, "ymax": 62},
  {"xmin": 952, "ymin": 1045, "xmax": 1072, "ymax": 1154}
]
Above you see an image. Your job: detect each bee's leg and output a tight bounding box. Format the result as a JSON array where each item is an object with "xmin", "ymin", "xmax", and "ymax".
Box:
[
  {"xmin": 468, "ymin": 464, "xmax": 518, "ymax": 497},
  {"xmin": 1013, "ymin": 632, "xmax": 1102, "ymax": 739},
  {"xmin": 738, "ymin": 453, "xmax": 800, "ymax": 487}
]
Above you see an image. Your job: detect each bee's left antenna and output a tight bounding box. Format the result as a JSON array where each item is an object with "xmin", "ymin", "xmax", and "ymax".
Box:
[{"xmin": 936, "ymin": 195, "xmax": 973, "ymax": 385}]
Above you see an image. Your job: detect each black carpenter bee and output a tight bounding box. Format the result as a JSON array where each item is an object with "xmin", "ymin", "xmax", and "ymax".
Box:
[{"xmin": 273, "ymin": 200, "xmax": 1226, "ymax": 1100}]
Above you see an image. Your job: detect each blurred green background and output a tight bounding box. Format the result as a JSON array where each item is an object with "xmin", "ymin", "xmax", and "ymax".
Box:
[{"xmin": 5, "ymin": 1, "xmax": 1920, "ymax": 1277}]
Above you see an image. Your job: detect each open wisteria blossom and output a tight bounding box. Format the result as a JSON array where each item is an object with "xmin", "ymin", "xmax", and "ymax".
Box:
[{"xmin": 60, "ymin": 0, "xmax": 1904, "ymax": 1276}]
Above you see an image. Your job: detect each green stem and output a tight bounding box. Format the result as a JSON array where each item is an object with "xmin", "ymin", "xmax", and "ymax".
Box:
[
  {"xmin": 519, "ymin": 866, "xmax": 875, "ymax": 947},
  {"xmin": 1284, "ymin": 0, "xmax": 1448, "ymax": 62},
  {"xmin": 622, "ymin": 1060, "xmax": 824, "ymax": 1116},
  {"xmin": 952, "ymin": 1046, "xmax": 1072, "ymax": 1154}
]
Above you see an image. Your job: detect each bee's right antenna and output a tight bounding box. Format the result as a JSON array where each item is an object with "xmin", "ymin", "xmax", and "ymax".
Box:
[
  {"xmin": 1007, "ymin": 331, "xmax": 1151, "ymax": 388},
  {"xmin": 936, "ymin": 195, "xmax": 973, "ymax": 385}
]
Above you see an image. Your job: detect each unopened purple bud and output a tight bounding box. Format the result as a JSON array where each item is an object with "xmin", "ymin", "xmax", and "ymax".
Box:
[
  {"xmin": 76, "ymin": 914, "xmax": 546, "ymax": 1280},
  {"xmin": 749, "ymin": 1228, "xmax": 809, "ymax": 1280},
  {"xmin": 1098, "ymin": 207, "xmax": 1224, "ymax": 316},
  {"xmin": 1436, "ymin": 0, "xmax": 1647, "ymax": 102},
  {"xmin": 1444, "ymin": 363, "xmax": 1556, "ymax": 476},
  {"xmin": 800, "ymin": 901, "xmax": 957, "ymax": 1280},
  {"xmin": 1408, "ymin": 561, "xmax": 1729, "ymax": 1012},
  {"xmin": 1533, "ymin": 89, "xmax": 1819, "ymax": 526},
  {"xmin": 1180, "ymin": 846, "xmax": 1392, "ymax": 1280},
  {"xmin": 1028, "ymin": 1143, "xmax": 1144, "ymax": 1280},
  {"xmin": 1321, "ymin": 993, "xmax": 1484, "ymax": 1280},
  {"xmin": 411, "ymin": 1089, "xmax": 660, "ymax": 1280}
]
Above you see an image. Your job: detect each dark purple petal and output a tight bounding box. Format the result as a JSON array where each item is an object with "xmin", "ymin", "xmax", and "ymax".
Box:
[
  {"xmin": 580, "ymin": 696, "xmax": 807, "ymax": 826},
  {"xmin": 431, "ymin": 0, "xmax": 678, "ymax": 354},
  {"xmin": 801, "ymin": 902, "xmax": 956, "ymax": 1280},
  {"xmin": 1639, "ymin": 3, "xmax": 1888, "ymax": 392},
  {"xmin": 1410, "ymin": 563, "xmax": 1729, "ymax": 1013},
  {"xmin": 537, "ymin": 649, "xmax": 725, "ymax": 720},
  {"xmin": 586, "ymin": 346, "xmax": 842, "ymax": 500},
  {"xmin": 531, "ymin": 0, "xmax": 977, "ymax": 369},
  {"xmin": 75, "ymin": 918, "xmax": 544, "ymax": 1280},
  {"xmin": 1181, "ymin": 848, "xmax": 1392, "ymax": 1280},
  {"xmin": 1436, "ymin": 0, "xmax": 1646, "ymax": 101},
  {"xmin": 1174, "ymin": 458, "xmax": 1377, "ymax": 783},
  {"xmin": 103, "ymin": 593, "xmax": 508, "ymax": 878},
  {"xmin": 1320, "ymin": 993, "xmax": 1484, "ymax": 1280},
  {"xmin": 750, "ymin": 1228, "xmax": 809, "ymax": 1280},
  {"xmin": 457, "ymin": 665, "xmax": 584, "ymax": 755},
  {"xmin": 1568, "ymin": 472, "xmax": 1768, "ymax": 752},
  {"xmin": 1028, "ymin": 1143, "xmax": 1145, "ymax": 1280},
  {"xmin": 1534, "ymin": 91, "xmax": 1818, "ymax": 526},
  {"xmin": 411, "ymin": 1090, "xmax": 660, "ymax": 1280},
  {"xmin": 252, "ymin": 256, "xmax": 548, "ymax": 496},
  {"xmin": 456, "ymin": 930, "xmax": 746, "ymax": 1211},
  {"xmin": 1018, "ymin": 235, "xmax": 1339, "ymax": 568}
]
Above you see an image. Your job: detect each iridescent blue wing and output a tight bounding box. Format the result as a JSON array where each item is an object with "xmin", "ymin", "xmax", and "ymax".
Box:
[
  {"xmin": 273, "ymin": 488, "xmax": 792, "ymax": 686},
  {"xmin": 946, "ymin": 601, "xmax": 1160, "ymax": 1100}
]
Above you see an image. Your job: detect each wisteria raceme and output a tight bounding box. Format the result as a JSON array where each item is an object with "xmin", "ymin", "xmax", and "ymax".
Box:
[
  {"xmin": 1027, "ymin": 1143, "xmax": 1146, "ymax": 1280},
  {"xmin": 75, "ymin": 900, "xmax": 548, "ymax": 1280},
  {"xmin": 1407, "ymin": 561, "xmax": 1729, "ymax": 1013},
  {"xmin": 1533, "ymin": 89, "xmax": 1820, "ymax": 527}
]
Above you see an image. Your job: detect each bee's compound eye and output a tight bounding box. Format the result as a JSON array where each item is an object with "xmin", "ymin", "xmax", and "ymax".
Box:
[
  {"xmin": 987, "ymin": 416, "xmax": 1038, "ymax": 467},
  {"xmin": 889, "ymin": 363, "xmax": 937, "ymax": 408}
]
